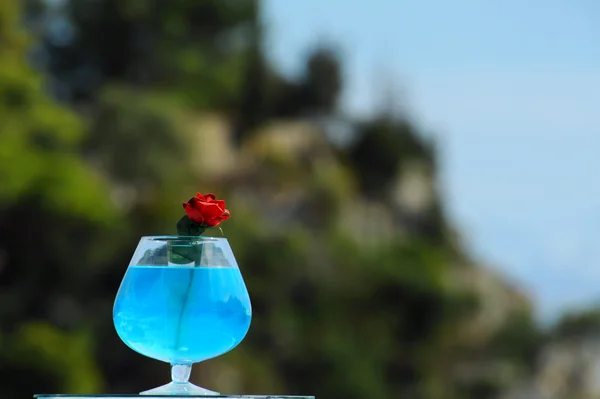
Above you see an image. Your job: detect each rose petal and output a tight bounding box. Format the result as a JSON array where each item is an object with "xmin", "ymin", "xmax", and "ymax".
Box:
[
  {"xmin": 183, "ymin": 192, "xmax": 230, "ymax": 227},
  {"xmin": 198, "ymin": 202, "xmax": 225, "ymax": 219},
  {"xmin": 213, "ymin": 209, "xmax": 230, "ymax": 222},
  {"xmin": 183, "ymin": 202, "xmax": 205, "ymax": 224},
  {"xmin": 213, "ymin": 199, "xmax": 226, "ymax": 211},
  {"xmin": 189, "ymin": 197, "xmax": 202, "ymax": 206}
]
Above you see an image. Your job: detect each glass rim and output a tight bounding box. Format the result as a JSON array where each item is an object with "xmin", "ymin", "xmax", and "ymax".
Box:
[{"xmin": 140, "ymin": 235, "xmax": 228, "ymax": 242}]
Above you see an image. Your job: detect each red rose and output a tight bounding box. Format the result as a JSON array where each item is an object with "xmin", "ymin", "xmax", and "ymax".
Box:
[{"xmin": 182, "ymin": 192, "xmax": 231, "ymax": 227}]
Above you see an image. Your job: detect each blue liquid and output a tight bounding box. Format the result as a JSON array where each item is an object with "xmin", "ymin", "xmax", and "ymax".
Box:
[{"xmin": 113, "ymin": 266, "xmax": 252, "ymax": 364}]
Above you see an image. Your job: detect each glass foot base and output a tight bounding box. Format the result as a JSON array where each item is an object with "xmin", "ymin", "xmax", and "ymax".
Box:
[{"xmin": 140, "ymin": 382, "xmax": 220, "ymax": 396}]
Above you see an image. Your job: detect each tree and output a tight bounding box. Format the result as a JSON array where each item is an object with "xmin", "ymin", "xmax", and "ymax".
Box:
[
  {"xmin": 299, "ymin": 45, "xmax": 343, "ymax": 115},
  {"xmin": 349, "ymin": 115, "xmax": 435, "ymax": 197},
  {"xmin": 28, "ymin": 0, "xmax": 260, "ymax": 107},
  {"xmin": 0, "ymin": 1, "xmax": 117, "ymax": 396}
]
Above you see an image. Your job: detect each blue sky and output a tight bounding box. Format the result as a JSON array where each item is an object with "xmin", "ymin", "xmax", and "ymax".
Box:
[{"xmin": 263, "ymin": 0, "xmax": 600, "ymax": 322}]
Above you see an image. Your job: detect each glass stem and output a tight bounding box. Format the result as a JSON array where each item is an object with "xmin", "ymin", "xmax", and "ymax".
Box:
[{"xmin": 171, "ymin": 364, "xmax": 192, "ymax": 384}]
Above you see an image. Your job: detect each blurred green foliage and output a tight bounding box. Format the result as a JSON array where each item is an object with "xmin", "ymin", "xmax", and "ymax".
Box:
[
  {"xmin": 0, "ymin": 1, "xmax": 551, "ymax": 398},
  {"xmin": 550, "ymin": 308, "xmax": 600, "ymax": 340}
]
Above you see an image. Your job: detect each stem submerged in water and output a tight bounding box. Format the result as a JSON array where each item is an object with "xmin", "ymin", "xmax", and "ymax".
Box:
[
  {"xmin": 174, "ymin": 266, "xmax": 195, "ymax": 352},
  {"xmin": 168, "ymin": 232, "xmax": 205, "ymax": 357}
]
